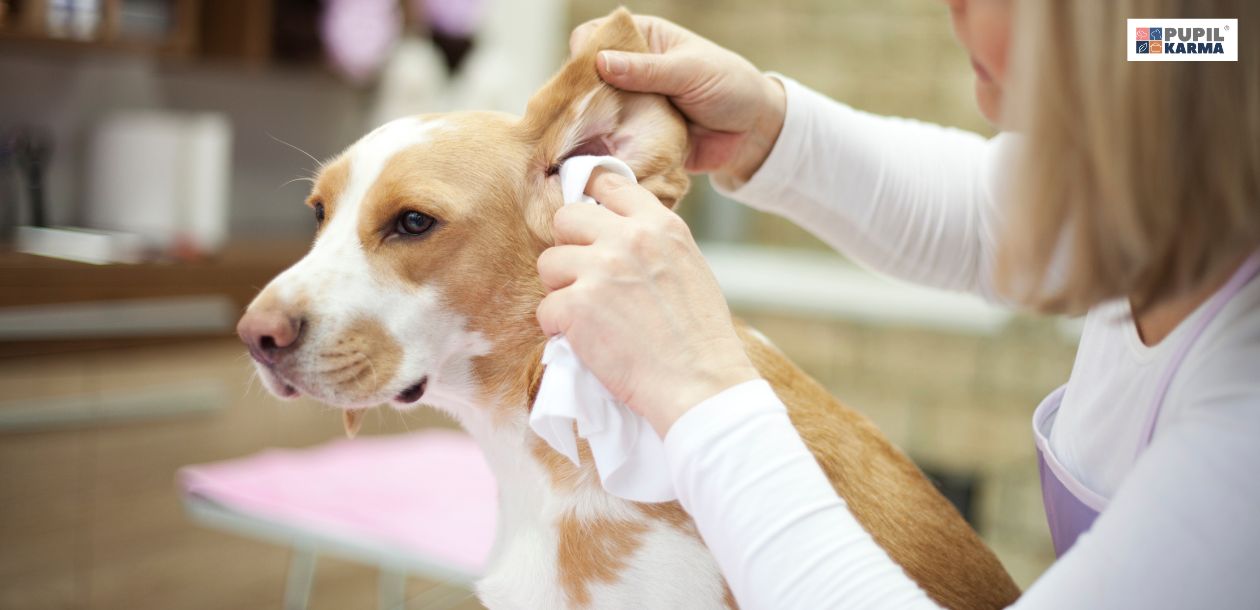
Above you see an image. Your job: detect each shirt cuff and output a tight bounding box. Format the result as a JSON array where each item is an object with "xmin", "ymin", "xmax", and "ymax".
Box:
[
  {"xmin": 665, "ymin": 378, "xmax": 781, "ymax": 446},
  {"xmin": 664, "ymin": 379, "xmax": 786, "ymax": 481}
]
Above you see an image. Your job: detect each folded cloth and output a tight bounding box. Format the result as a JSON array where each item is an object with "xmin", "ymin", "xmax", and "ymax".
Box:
[{"xmin": 528, "ymin": 155, "xmax": 676, "ymax": 503}]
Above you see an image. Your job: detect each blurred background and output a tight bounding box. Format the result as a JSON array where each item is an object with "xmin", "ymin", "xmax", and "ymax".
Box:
[{"xmin": 0, "ymin": 0, "xmax": 1076, "ymax": 608}]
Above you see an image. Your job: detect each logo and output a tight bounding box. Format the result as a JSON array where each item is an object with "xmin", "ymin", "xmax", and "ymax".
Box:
[{"xmin": 1128, "ymin": 19, "xmax": 1238, "ymax": 61}]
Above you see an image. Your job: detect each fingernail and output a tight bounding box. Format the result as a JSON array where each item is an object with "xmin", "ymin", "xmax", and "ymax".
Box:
[
  {"xmin": 600, "ymin": 51, "xmax": 628, "ymax": 76},
  {"xmin": 590, "ymin": 167, "xmax": 624, "ymax": 184}
]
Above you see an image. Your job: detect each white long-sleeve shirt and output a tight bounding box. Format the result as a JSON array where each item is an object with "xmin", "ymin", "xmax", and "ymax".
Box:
[{"xmin": 664, "ymin": 75, "xmax": 1260, "ymax": 609}]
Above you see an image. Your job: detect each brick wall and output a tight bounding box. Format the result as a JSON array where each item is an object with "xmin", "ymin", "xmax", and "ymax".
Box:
[{"xmin": 567, "ymin": 0, "xmax": 1068, "ymax": 588}]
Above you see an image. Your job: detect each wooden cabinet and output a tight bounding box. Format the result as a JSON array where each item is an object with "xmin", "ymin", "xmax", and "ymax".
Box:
[{"xmin": 0, "ymin": 0, "xmax": 324, "ymax": 67}]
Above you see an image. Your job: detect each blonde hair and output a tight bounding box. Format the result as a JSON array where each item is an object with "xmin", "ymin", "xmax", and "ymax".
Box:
[{"xmin": 998, "ymin": 0, "xmax": 1260, "ymax": 314}]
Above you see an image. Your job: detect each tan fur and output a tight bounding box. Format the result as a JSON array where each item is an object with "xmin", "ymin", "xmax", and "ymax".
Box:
[
  {"xmin": 307, "ymin": 157, "xmax": 349, "ymax": 222},
  {"xmin": 635, "ymin": 501, "xmax": 698, "ymax": 537},
  {"xmin": 556, "ymin": 512, "xmax": 651, "ymax": 607},
  {"xmin": 529, "ymin": 434, "xmax": 599, "ymax": 492},
  {"xmin": 282, "ymin": 8, "xmax": 1019, "ymax": 609},
  {"xmin": 327, "ymin": 316, "xmax": 402, "ymax": 396}
]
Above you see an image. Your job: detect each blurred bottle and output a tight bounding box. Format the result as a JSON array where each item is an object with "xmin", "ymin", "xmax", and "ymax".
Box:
[
  {"xmin": 84, "ymin": 111, "xmax": 232, "ymax": 259},
  {"xmin": 0, "ymin": 129, "xmax": 17, "ymax": 243},
  {"xmin": 46, "ymin": 0, "xmax": 101, "ymax": 40},
  {"xmin": 419, "ymin": 0, "xmax": 485, "ymax": 76}
]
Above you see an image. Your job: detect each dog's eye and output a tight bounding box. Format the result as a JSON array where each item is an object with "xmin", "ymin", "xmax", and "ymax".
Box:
[
  {"xmin": 396, "ymin": 211, "xmax": 436, "ymax": 236},
  {"xmin": 313, "ymin": 201, "xmax": 325, "ymax": 225}
]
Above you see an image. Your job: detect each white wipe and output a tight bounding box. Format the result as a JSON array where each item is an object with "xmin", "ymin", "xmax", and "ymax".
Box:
[{"xmin": 528, "ymin": 155, "xmax": 676, "ymax": 503}]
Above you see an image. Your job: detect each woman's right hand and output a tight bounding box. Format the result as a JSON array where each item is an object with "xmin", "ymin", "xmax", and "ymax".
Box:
[{"xmin": 570, "ymin": 15, "xmax": 786, "ymax": 186}]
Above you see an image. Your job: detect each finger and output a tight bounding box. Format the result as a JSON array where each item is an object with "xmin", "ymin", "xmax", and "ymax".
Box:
[
  {"xmin": 572, "ymin": 14, "xmax": 669, "ymax": 56},
  {"xmin": 568, "ymin": 18, "xmax": 604, "ymax": 55},
  {"xmin": 596, "ymin": 50, "xmax": 695, "ymax": 97},
  {"xmin": 586, "ymin": 168, "xmax": 662, "ymax": 218},
  {"xmin": 536, "ymin": 245, "xmax": 588, "ymax": 292},
  {"xmin": 552, "ymin": 202, "xmax": 621, "ymax": 246},
  {"xmin": 535, "ymin": 289, "xmax": 574, "ymax": 337}
]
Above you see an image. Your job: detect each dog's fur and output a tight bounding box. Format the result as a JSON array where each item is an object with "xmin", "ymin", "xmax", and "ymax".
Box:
[{"xmin": 238, "ymin": 10, "xmax": 1021, "ymax": 609}]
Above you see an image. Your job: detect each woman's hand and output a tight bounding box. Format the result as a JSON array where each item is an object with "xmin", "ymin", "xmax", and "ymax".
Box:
[
  {"xmin": 570, "ymin": 14, "xmax": 786, "ymax": 186},
  {"xmin": 536, "ymin": 169, "xmax": 761, "ymax": 437}
]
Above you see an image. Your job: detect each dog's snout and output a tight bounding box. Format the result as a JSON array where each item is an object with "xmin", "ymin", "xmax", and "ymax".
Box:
[{"xmin": 237, "ymin": 308, "xmax": 303, "ymax": 365}]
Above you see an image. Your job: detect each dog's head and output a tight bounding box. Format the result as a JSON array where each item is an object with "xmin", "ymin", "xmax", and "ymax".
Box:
[{"xmin": 237, "ymin": 9, "xmax": 688, "ymax": 427}]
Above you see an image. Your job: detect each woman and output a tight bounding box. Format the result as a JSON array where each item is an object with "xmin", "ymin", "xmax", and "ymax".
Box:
[{"xmin": 536, "ymin": 0, "xmax": 1260, "ymax": 607}]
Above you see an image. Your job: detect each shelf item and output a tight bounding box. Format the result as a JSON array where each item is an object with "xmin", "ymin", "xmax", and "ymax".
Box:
[
  {"xmin": 16, "ymin": 225, "xmax": 145, "ymax": 265},
  {"xmin": 0, "ymin": 0, "xmax": 199, "ymax": 56},
  {"xmin": 85, "ymin": 111, "xmax": 232, "ymax": 257}
]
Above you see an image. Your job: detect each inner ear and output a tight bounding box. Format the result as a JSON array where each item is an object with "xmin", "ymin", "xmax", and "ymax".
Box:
[
  {"xmin": 520, "ymin": 8, "xmax": 690, "ymax": 238},
  {"xmin": 544, "ymin": 132, "xmax": 614, "ymax": 178},
  {"xmin": 543, "ymin": 85, "xmax": 625, "ymax": 168},
  {"xmin": 565, "ymin": 137, "xmax": 613, "ymax": 160}
]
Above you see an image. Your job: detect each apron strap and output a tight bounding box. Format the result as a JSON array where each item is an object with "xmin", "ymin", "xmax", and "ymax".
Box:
[{"xmin": 1137, "ymin": 250, "xmax": 1260, "ymax": 454}]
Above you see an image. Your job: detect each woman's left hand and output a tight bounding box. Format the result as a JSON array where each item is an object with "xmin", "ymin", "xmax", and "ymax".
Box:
[{"xmin": 536, "ymin": 169, "xmax": 761, "ymax": 437}]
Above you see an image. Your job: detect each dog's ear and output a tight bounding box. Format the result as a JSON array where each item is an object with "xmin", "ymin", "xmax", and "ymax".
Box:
[{"xmin": 520, "ymin": 8, "xmax": 689, "ymax": 240}]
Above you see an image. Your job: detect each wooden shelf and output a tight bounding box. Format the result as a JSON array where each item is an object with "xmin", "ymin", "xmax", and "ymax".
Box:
[
  {"xmin": 0, "ymin": 27, "xmax": 188, "ymax": 57},
  {"xmin": 0, "ymin": 0, "xmax": 324, "ymax": 67},
  {"xmin": 0, "ymin": 240, "xmax": 309, "ymax": 358},
  {"xmin": 0, "ymin": 240, "xmax": 308, "ymax": 309}
]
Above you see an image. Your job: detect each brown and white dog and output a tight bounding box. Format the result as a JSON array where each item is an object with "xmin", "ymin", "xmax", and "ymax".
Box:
[{"xmin": 236, "ymin": 10, "xmax": 1021, "ymax": 609}]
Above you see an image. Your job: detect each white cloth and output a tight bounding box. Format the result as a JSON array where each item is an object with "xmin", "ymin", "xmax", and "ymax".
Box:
[
  {"xmin": 663, "ymin": 75, "xmax": 1260, "ymax": 609},
  {"xmin": 528, "ymin": 155, "xmax": 676, "ymax": 503}
]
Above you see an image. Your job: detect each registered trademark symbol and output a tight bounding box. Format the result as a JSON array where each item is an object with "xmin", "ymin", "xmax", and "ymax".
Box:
[{"xmin": 1224, "ymin": 25, "xmax": 1230, "ymax": 31}]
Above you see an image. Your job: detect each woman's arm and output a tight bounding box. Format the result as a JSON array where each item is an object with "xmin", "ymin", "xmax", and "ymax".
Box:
[
  {"xmin": 666, "ymin": 380, "xmax": 941, "ymax": 609},
  {"xmin": 665, "ymin": 346, "xmax": 1260, "ymax": 609},
  {"xmin": 716, "ymin": 76, "xmax": 1015, "ymax": 303}
]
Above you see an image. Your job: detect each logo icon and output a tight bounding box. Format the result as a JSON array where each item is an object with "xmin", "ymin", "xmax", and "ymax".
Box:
[{"xmin": 1129, "ymin": 19, "xmax": 1238, "ymax": 62}]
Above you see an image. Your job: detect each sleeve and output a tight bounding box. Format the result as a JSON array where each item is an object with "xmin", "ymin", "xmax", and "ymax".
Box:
[
  {"xmin": 713, "ymin": 75, "xmax": 1017, "ymax": 303},
  {"xmin": 665, "ymin": 369, "xmax": 1260, "ymax": 609},
  {"xmin": 664, "ymin": 379, "xmax": 942, "ymax": 610}
]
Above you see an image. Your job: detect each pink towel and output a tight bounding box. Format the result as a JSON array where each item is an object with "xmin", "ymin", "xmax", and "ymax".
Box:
[{"xmin": 179, "ymin": 429, "xmax": 497, "ymax": 574}]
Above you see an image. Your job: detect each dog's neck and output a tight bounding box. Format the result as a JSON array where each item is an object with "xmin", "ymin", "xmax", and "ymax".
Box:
[
  {"xmin": 425, "ymin": 356, "xmax": 626, "ymax": 552},
  {"xmin": 418, "ymin": 228, "xmax": 622, "ymax": 525}
]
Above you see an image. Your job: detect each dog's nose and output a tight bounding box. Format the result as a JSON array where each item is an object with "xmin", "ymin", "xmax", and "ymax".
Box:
[{"xmin": 237, "ymin": 309, "xmax": 303, "ymax": 365}]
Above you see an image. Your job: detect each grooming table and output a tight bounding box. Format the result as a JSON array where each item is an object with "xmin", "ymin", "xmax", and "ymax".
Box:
[{"xmin": 179, "ymin": 429, "xmax": 497, "ymax": 610}]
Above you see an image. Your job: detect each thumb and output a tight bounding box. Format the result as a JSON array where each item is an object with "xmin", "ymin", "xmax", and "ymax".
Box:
[{"xmin": 597, "ymin": 51, "xmax": 693, "ymax": 97}]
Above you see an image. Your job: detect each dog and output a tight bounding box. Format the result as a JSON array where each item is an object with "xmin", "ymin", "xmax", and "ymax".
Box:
[{"xmin": 236, "ymin": 9, "xmax": 1021, "ymax": 609}]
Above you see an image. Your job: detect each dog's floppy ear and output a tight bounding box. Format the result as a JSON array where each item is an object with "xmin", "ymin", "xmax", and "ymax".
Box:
[{"xmin": 520, "ymin": 8, "xmax": 689, "ymax": 238}]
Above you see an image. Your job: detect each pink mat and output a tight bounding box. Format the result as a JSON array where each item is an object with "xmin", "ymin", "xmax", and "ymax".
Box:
[{"xmin": 179, "ymin": 429, "xmax": 498, "ymax": 574}]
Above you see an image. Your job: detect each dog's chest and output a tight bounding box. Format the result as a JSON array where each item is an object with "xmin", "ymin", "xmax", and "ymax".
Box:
[
  {"xmin": 475, "ymin": 514, "xmax": 730, "ymax": 610},
  {"xmin": 461, "ymin": 412, "xmax": 731, "ymax": 609}
]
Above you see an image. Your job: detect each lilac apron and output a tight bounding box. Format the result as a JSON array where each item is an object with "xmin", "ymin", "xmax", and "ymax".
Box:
[{"xmin": 1032, "ymin": 250, "xmax": 1260, "ymax": 557}]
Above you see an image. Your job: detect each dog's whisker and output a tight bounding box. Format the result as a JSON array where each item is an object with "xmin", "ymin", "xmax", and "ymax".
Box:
[
  {"xmin": 317, "ymin": 358, "xmax": 365, "ymax": 376},
  {"xmin": 267, "ymin": 132, "xmax": 323, "ymax": 168},
  {"xmin": 361, "ymin": 355, "xmax": 380, "ymax": 392},
  {"xmin": 333, "ymin": 364, "xmax": 375, "ymax": 390},
  {"xmin": 326, "ymin": 366, "xmax": 369, "ymax": 385},
  {"xmin": 277, "ymin": 175, "xmax": 316, "ymax": 191},
  {"xmin": 394, "ymin": 408, "xmax": 412, "ymax": 433}
]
